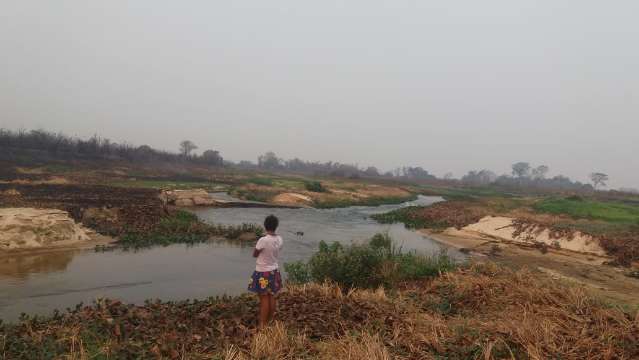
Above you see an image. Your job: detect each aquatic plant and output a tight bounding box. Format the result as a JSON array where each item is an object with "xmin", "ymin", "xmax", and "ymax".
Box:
[
  {"xmin": 117, "ymin": 210, "xmax": 263, "ymax": 249},
  {"xmin": 2, "ymin": 263, "xmax": 637, "ymax": 359},
  {"xmin": 285, "ymin": 233, "xmax": 457, "ymax": 289}
]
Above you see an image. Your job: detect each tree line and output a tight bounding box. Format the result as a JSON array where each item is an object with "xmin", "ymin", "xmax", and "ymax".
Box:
[
  {"xmin": 235, "ymin": 151, "xmax": 437, "ymax": 181},
  {"xmin": 1, "ymin": 128, "xmax": 620, "ymax": 192},
  {"xmin": 0, "ymin": 129, "xmax": 223, "ymax": 166},
  {"xmin": 461, "ymin": 162, "xmax": 610, "ymax": 192}
]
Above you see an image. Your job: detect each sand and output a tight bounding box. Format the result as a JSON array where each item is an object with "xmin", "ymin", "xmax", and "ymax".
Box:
[
  {"xmin": 447, "ymin": 216, "xmax": 606, "ymax": 256},
  {"xmin": 272, "ymin": 193, "xmax": 313, "ymax": 207},
  {"xmin": 420, "ymin": 225, "xmax": 639, "ymax": 307},
  {"xmin": 0, "ymin": 208, "xmax": 93, "ymax": 250}
]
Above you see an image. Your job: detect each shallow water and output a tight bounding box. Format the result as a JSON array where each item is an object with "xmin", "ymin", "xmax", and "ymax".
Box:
[{"xmin": 0, "ymin": 195, "xmax": 460, "ymax": 322}]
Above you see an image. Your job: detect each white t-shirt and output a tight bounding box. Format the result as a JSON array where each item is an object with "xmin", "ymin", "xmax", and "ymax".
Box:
[{"xmin": 255, "ymin": 234, "xmax": 283, "ymax": 272}]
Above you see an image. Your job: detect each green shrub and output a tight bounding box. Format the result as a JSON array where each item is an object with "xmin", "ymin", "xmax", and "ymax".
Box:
[
  {"xmin": 118, "ymin": 210, "xmax": 263, "ymax": 249},
  {"xmin": 304, "ymin": 181, "xmax": 327, "ymax": 193},
  {"xmin": 247, "ymin": 177, "xmax": 274, "ymax": 186},
  {"xmin": 284, "ymin": 233, "xmax": 457, "ymax": 289}
]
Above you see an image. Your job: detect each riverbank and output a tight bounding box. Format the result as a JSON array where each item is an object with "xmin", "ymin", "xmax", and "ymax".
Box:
[
  {"xmin": 371, "ymin": 195, "xmax": 639, "ymax": 307},
  {"xmin": 421, "ymin": 229, "xmax": 639, "ymax": 307},
  {"xmin": 2, "ymin": 262, "xmax": 637, "ymax": 359}
]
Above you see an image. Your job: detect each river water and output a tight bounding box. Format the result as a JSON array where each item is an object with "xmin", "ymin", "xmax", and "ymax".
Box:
[{"xmin": 0, "ymin": 195, "xmax": 460, "ymax": 322}]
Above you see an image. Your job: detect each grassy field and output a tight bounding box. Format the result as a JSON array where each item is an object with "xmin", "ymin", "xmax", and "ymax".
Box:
[{"xmin": 535, "ymin": 197, "xmax": 639, "ymax": 225}]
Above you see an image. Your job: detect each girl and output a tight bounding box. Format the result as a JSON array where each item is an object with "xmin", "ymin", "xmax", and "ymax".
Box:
[{"xmin": 248, "ymin": 215, "xmax": 283, "ymax": 328}]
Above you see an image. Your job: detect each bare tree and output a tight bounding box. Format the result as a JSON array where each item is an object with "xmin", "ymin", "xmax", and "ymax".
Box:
[
  {"xmin": 511, "ymin": 162, "xmax": 531, "ymax": 179},
  {"xmin": 258, "ymin": 151, "xmax": 282, "ymax": 169},
  {"xmin": 179, "ymin": 140, "xmax": 198, "ymax": 158},
  {"xmin": 531, "ymin": 165, "xmax": 549, "ymax": 180},
  {"xmin": 590, "ymin": 172, "xmax": 609, "ymax": 190}
]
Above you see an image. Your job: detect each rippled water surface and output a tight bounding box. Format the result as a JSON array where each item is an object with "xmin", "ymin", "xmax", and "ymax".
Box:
[{"xmin": 0, "ymin": 195, "xmax": 459, "ymax": 322}]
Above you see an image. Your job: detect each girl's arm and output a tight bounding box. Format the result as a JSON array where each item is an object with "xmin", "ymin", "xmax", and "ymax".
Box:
[{"xmin": 253, "ymin": 248, "xmax": 262, "ymax": 258}]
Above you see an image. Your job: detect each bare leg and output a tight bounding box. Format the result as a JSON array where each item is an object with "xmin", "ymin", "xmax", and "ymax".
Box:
[
  {"xmin": 258, "ymin": 294, "xmax": 269, "ymax": 328},
  {"xmin": 268, "ymin": 294, "xmax": 276, "ymax": 323}
]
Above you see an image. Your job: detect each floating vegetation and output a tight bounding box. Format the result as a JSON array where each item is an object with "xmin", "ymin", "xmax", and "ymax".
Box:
[{"xmin": 117, "ymin": 210, "xmax": 263, "ymax": 249}]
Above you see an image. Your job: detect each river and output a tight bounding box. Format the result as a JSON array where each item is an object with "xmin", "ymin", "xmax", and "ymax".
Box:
[{"xmin": 0, "ymin": 195, "xmax": 461, "ymax": 322}]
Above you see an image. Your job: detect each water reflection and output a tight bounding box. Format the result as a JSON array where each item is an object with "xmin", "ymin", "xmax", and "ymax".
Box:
[
  {"xmin": 0, "ymin": 196, "xmax": 458, "ymax": 322},
  {"xmin": 0, "ymin": 251, "xmax": 75, "ymax": 280}
]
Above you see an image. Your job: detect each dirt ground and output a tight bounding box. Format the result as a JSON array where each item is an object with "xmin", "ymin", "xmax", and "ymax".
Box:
[
  {"xmin": 422, "ymin": 229, "xmax": 639, "ymax": 308},
  {"xmin": 0, "ymin": 183, "xmax": 166, "ymax": 236}
]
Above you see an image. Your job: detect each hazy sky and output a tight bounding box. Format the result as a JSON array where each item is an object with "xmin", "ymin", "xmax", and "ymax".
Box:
[{"xmin": 1, "ymin": 1, "xmax": 638, "ymax": 188}]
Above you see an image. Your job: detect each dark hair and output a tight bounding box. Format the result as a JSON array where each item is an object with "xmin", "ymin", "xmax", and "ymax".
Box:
[{"xmin": 264, "ymin": 215, "xmax": 279, "ymax": 232}]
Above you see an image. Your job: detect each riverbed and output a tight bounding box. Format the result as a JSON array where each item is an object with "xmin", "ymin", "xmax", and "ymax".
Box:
[{"xmin": 0, "ymin": 195, "xmax": 461, "ymax": 322}]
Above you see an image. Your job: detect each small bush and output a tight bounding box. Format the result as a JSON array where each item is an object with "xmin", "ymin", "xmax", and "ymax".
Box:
[
  {"xmin": 284, "ymin": 233, "xmax": 457, "ymax": 289},
  {"xmin": 248, "ymin": 177, "xmax": 274, "ymax": 186},
  {"xmin": 304, "ymin": 181, "xmax": 327, "ymax": 193}
]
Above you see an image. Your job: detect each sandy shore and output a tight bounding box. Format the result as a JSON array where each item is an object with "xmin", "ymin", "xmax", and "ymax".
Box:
[{"xmin": 421, "ymin": 228, "xmax": 639, "ymax": 307}]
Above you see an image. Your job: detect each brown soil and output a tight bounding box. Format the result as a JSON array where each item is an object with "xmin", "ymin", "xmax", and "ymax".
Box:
[
  {"xmin": 0, "ymin": 183, "xmax": 166, "ymax": 236},
  {"xmin": 410, "ymin": 201, "xmax": 488, "ymax": 229}
]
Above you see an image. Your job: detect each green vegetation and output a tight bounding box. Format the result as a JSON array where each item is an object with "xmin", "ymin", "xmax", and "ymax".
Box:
[
  {"xmin": 418, "ymin": 185, "xmax": 515, "ymax": 201},
  {"xmin": 118, "ymin": 210, "xmax": 263, "ymax": 249},
  {"xmin": 1, "ymin": 247, "xmax": 637, "ymax": 358},
  {"xmin": 372, "ymin": 206, "xmax": 450, "ymax": 229},
  {"xmin": 110, "ymin": 179, "xmax": 224, "ymax": 191},
  {"xmin": 535, "ymin": 197, "xmax": 639, "ymax": 224},
  {"xmin": 284, "ymin": 233, "xmax": 457, "ymax": 289},
  {"xmin": 246, "ymin": 177, "xmax": 274, "ymax": 186},
  {"xmin": 304, "ymin": 181, "xmax": 327, "ymax": 193}
]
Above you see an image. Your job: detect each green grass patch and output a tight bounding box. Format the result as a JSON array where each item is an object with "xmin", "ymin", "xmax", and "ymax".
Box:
[
  {"xmin": 246, "ymin": 177, "xmax": 274, "ymax": 186},
  {"xmin": 284, "ymin": 233, "xmax": 457, "ymax": 289},
  {"xmin": 273, "ymin": 179, "xmax": 306, "ymax": 189},
  {"xmin": 534, "ymin": 197, "xmax": 639, "ymax": 224},
  {"xmin": 418, "ymin": 185, "xmax": 515, "ymax": 201},
  {"xmin": 110, "ymin": 179, "xmax": 224, "ymax": 191}
]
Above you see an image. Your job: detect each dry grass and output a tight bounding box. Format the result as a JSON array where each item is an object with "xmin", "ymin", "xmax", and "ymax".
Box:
[
  {"xmin": 317, "ymin": 333, "xmax": 391, "ymax": 360},
  {"xmin": 3, "ymin": 264, "xmax": 637, "ymax": 359}
]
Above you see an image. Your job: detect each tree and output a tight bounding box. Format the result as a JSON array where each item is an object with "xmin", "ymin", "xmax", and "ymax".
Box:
[
  {"xmin": 258, "ymin": 151, "xmax": 282, "ymax": 169},
  {"xmin": 511, "ymin": 162, "xmax": 531, "ymax": 179},
  {"xmin": 201, "ymin": 149, "xmax": 223, "ymax": 166},
  {"xmin": 443, "ymin": 172, "xmax": 454, "ymax": 180},
  {"xmin": 363, "ymin": 166, "xmax": 380, "ymax": 177},
  {"xmin": 531, "ymin": 165, "xmax": 549, "ymax": 180},
  {"xmin": 590, "ymin": 172, "xmax": 609, "ymax": 190},
  {"xmin": 462, "ymin": 169, "xmax": 497, "ymax": 185},
  {"xmin": 179, "ymin": 140, "xmax": 198, "ymax": 158}
]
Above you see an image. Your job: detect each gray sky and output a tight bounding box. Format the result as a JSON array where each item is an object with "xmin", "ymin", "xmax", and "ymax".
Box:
[{"xmin": 1, "ymin": 1, "xmax": 638, "ymax": 188}]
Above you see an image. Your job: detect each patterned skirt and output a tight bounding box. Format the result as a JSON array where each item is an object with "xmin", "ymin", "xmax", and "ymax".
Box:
[{"xmin": 248, "ymin": 270, "xmax": 283, "ymax": 295}]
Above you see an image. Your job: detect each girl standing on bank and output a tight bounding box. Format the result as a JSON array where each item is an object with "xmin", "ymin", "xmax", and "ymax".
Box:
[{"xmin": 248, "ymin": 215, "xmax": 283, "ymax": 328}]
